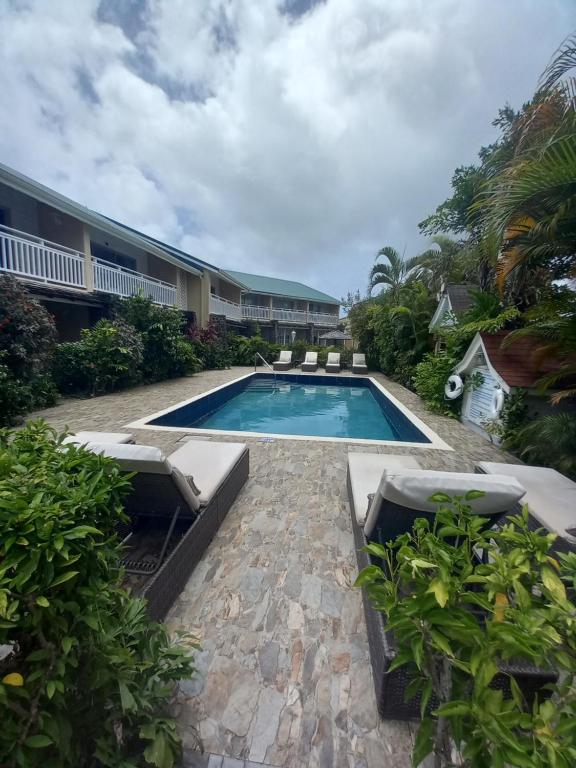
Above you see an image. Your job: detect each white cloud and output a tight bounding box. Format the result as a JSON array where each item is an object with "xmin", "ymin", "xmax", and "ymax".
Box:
[{"xmin": 0, "ymin": 0, "xmax": 573, "ymax": 300}]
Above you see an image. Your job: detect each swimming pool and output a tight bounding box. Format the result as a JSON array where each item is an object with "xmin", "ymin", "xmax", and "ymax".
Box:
[{"xmin": 130, "ymin": 373, "xmax": 451, "ymax": 448}]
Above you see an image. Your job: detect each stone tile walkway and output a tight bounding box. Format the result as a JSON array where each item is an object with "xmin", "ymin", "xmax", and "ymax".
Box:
[{"xmin": 30, "ymin": 367, "xmax": 520, "ymax": 768}]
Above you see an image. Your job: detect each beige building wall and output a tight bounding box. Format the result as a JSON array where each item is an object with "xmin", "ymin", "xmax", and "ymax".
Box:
[
  {"xmin": 38, "ymin": 203, "xmax": 85, "ymax": 252},
  {"xmin": 186, "ymin": 273, "xmax": 204, "ymax": 321},
  {"xmin": 146, "ymin": 253, "xmax": 178, "ymax": 285}
]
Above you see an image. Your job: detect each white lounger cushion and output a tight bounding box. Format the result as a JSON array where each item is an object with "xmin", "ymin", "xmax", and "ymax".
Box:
[
  {"xmin": 363, "ymin": 470, "xmax": 526, "ymax": 537},
  {"xmin": 353, "ymin": 354, "xmax": 367, "ymax": 367},
  {"xmin": 304, "ymin": 352, "xmax": 317, "ymax": 364},
  {"xmin": 278, "ymin": 351, "xmax": 292, "ymax": 363},
  {"xmin": 85, "ymin": 442, "xmax": 201, "ymax": 512},
  {"xmin": 477, "ymin": 462, "xmax": 576, "ymax": 540},
  {"xmin": 348, "ymin": 453, "xmax": 422, "ymax": 526},
  {"xmin": 169, "ymin": 440, "xmax": 246, "ymax": 506},
  {"xmin": 63, "ymin": 431, "xmax": 134, "ymax": 445},
  {"xmin": 327, "ymin": 353, "xmax": 340, "ymax": 365}
]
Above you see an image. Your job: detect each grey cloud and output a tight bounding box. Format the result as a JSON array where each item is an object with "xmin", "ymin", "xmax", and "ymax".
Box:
[{"xmin": 0, "ymin": 0, "xmax": 573, "ymax": 300}]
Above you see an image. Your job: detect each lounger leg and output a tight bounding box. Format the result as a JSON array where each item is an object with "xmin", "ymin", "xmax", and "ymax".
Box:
[{"xmin": 124, "ymin": 505, "xmax": 182, "ymax": 575}]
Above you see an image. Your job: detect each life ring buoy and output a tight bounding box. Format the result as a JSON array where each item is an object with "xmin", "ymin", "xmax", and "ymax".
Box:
[
  {"xmin": 490, "ymin": 388, "xmax": 505, "ymax": 419},
  {"xmin": 445, "ymin": 374, "xmax": 464, "ymax": 400}
]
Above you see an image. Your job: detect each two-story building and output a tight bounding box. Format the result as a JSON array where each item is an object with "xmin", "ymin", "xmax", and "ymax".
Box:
[
  {"xmin": 225, "ymin": 270, "xmax": 340, "ymax": 344},
  {"xmin": 0, "ymin": 163, "xmax": 339, "ymax": 340}
]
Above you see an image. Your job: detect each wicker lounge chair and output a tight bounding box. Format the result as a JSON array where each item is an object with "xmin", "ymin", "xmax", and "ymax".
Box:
[
  {"xmin": 476, "ymin": 462, "xmax": 576, "ymax": 554},
  {"xmin": 63, "ymin": 431, "xmax": 134, "ymax": 445},
  {"xmin": 325, "ymin": 352, "xmax": 341, "ymax": 373},
  {"xmin": 352, "ymin": 353, "xmax": 368, "ymax": 374},
  {"xmin": 301, "ymin": 351, "xmax": 318, "ymax": 372},
  {"xmin": 273, "ymin": 350, "xmax": 292, "ymax": 371},
  {"xmin": 347, "ymin": 453, "xmax": 556, "ymax": 719},
  {"xmin": 87, "ymin": 440, "xmax": 249, "ymax": 620}
]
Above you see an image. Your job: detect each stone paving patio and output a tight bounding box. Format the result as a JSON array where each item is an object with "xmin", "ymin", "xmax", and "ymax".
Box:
[{"xmin": 30, "ymin": 367, "xmax": 521, "ymax": 768}]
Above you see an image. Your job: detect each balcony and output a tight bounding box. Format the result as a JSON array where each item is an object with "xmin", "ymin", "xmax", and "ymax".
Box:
[
  {"xmin": 93, "ymin": 258, "xmax": 176, "ymax": 306},
  {"xmin": 0, "ymin": 225, "xmax": 178, "ymax": 306},
  {"xmin": 210, "ymin": 294, "xmax": 242, "ymax": 321},
  {"xmin": 0, "ymin": 225, "xmax": 86, "ymax": 288},
  {"xmin": 242, "ymin": 304, "xmax": 271, "ymax": 320},
  {"xmin": 240, "ymin": 304, "xmax": 339, "ymax": 327}
]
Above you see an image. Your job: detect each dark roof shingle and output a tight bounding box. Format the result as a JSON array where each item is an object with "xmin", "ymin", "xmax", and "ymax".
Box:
[{"xmin": 480, "ymin": 331, "xmax": 567, "ymax": 388}]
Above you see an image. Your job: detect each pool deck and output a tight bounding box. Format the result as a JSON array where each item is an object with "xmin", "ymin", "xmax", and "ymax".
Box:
[{"xmin": 30, "ymin": 367, "xmax": 521, "ymax": 768}]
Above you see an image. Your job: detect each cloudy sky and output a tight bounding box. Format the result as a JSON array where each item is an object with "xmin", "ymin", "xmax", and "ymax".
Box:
[{"xmin": 0, "ymin": 1, "xmax": 573, "ymax": 300}]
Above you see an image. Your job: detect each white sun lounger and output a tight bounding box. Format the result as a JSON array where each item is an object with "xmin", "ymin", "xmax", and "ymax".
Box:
[
  {"xmin": 63, "ymin": 431, "xmax": 134, "ymax": 445},
  {"xmin": 352, "ymin": 353, "xmax": 368, "ymax": 374},
  {"xmin": 325, "ymin": 352, "xmax": 341, "ymax": 373},
  {"xmin": 476, "ymin": 462, "xmax": 576, "ymax": 550},
  {"xmin": 273, "ymin": 350, "xmax": 292, "ymax": 371},
  {"xmin": 301, "ymin": 351, "xmax": 318, "ymax": 372}
]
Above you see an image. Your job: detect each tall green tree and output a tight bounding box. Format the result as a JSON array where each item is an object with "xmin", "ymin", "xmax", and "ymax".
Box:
[{"xmin": 370, "ymin": 246, "xmax": 420, "ymax": 301}]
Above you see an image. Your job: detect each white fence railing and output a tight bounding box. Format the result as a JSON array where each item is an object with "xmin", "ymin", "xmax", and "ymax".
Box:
[
  {"xmin": 210, "ymin": 294, "xmax": 243, "ymax": 321},
  {"xmin": 242, "ymin": 304, "xmax": 271, "ymax": 320},
  {"xmin": 93, "ymin": 258, "xmax": 176, "ymax": 306},
  {"xmin": 0, "ymin": 225, "xmax": 86, "ymax": 288},
  {"xmin": 271, "ymin": 308, "xmax": 308, "ymax": 323},
  {"xmin": 308, "ymin": 311, "xmax": 339, "ymax": 327}
]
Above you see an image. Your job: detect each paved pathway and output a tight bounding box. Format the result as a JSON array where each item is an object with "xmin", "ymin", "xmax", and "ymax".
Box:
[{"xmin": 30, "ymin": 368, "xmax": 520, "ymax": 768}]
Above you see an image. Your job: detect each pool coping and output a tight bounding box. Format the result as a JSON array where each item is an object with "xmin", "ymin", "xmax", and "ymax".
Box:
[{"xmin": 126, "ymin": 371, "xmax": 453, "ymax": 451}]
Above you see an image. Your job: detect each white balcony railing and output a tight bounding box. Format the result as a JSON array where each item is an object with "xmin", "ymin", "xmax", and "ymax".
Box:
[
  {"xmin": 242, "ymin": 304, "xmax": 271, "ymax": 320},
  {"xmin": 271, "ymin": 308, "xmax": 308, "ymax": 323},
  {"xmin": 0, "ymin": 225, "xmax": 86, "ymax": 288},
  {"xmin": 210, "ymin": 294, "xmax": 242, "ymax": 321},
  {"xmin": 308, "ymin": 311, "xmax": 339, "ymax": 327},
  {"xmin": 93, "ymin": 258, "xmax": 177, "ymax": 306}
]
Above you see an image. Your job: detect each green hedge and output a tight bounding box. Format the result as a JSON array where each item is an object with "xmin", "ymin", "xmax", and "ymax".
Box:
[{"xmin": 0, "ymin": 422, "xmax": 195, "ymax": 767}]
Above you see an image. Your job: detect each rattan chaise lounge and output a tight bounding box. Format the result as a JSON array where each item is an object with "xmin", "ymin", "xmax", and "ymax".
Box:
[
  {"xmin": 352, "ymin": 353, "xmax": 368, "ymax": 374},
  {"xmin": 273, "ymin": 350, "xmax": 293, "ymax": 371},
  {"xmin": 347, "ymin": 452, "xmax": 557, "ymax": 719},
  {"xmin": 301, "ymin": 351, "xmax": 318, "ymax": 372},
  {"xmin": 86, "ymin": 440, "xmax": 249, "ymax": 620},
  {"xmin": 63, "ymin": 431, "xmax": 135, "ymax": 445},
  {"xmin": 325, "ymin": 352, "xmax": 341, "ymax": 373},
  {"xmin": 475, "ymin": 461, "xmax": 576, "ymax": 554}
]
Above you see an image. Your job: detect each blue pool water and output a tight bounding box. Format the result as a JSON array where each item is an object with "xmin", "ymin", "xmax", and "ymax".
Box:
[{"xmin": 149, "ymin": 373, "xmax": 431, "ymax": 443}]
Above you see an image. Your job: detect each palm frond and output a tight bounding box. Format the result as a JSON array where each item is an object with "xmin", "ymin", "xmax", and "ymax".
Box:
[{"xmin": 539, "ymin": 33, "xmax": 576, "ymax": 91}]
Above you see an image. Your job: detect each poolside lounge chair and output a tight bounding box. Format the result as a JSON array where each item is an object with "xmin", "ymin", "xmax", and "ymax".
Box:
[
  {"xmin": 476, "ymin": 462, "xmax": 576, "ymax": 553},
  {"xmin": 63, "ymin": 431, "xmax": 134, "ymax": 445},
  {"xmin": 352, "ymin": 353, "xmax": 368, "ymax": 374},
  {"xmin": 86, "ymin": 440, "xmax": 249, "ymax": 619},
  {"xmin": 301, "ymin": 351, "xmax": 318, "ymax": 372},
  {"xmin": 273, "ymin": 350, "xmax": 292, "ymax": 371},
  {"xmin": 346, "ymin": 453, "xmax": 556, "ymax": 719},
  {"xmin": 325, "ymin": 352, "xmax": 341, "ymax": 373}
]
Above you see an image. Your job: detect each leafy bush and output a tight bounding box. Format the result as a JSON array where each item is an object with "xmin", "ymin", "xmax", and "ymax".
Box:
[
  {"xmin": 117, "ymin": 295, "xmax": 202, "ymax": 381},
  {"xmin": 188, "ymin": 322, "xmax": 232, "ymax": 369},
  {"xmin": 505, "ymin": 412, "xmax": 576, "ymax": 480},
  {"xmin": 0, "ymin": 422, "xmax": 196, "ymax": 767},
  {"xmin": 0, "ymin": 274, "xmax": 57, "ymax": 379},
  {"xmin": 0, "ymin": 277, "xmax": 58, "ymax": 424},
  {"xmin": 413, "ymin": 352, "xmax": 461, "ymax": 417},
  {"xmin": 55, "ymin": 320, "xmax": 144, "ymax": 395},
  {"xmin": 357, "ymin": 493, "xmax": 576, "ymax": 768},
  {"xmin": 228, "ymin": 335, "xmax": 280, "ymax": 366}
]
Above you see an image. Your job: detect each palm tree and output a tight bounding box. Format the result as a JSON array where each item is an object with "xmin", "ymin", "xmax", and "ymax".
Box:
[
  {"xmin": 413, "ymin": 235, "xmax": 469, "ymax": 293},
  {"xmin": 370, "ymin": 246, "xmax": 420, "ymax": 301},
  {"xmin": 481, "ymin": 34, "xmax": 576, "ymax": 294}
]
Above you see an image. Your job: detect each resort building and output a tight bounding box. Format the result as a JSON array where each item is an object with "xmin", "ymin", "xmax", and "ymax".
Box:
[
  {"xmin": 225, "ymin": 270, "xmax": 340, "ymax": 344},
  {"xmin": 0, "ymin": 163, "xmax": 339, "ymax": 339}
]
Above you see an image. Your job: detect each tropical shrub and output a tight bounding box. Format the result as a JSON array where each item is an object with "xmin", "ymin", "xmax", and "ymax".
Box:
[
  {"xmin": 0, "ymin": 276, "xmax": 58, "ymax": 423},
  {"xmin": 505, "ymin": 412, "xmax": 576, "ymax": 480},
  {"xmin": 228, "ymin": 334, "xmax": 280, "ymax": 366},
  {"xmin": 357, "ymin": 492, "xmax": 576, "ymax": 768},
  {"xmin": 0, "ymin": 274, "xmax": 57, "ymax": 379},
  {"xmin": 0, "ymin": 422, "xmax": 196, "ymax": 768},
  {"xmin": 117, "ymin": 295, "xmax": 201, "ymax": 381},
  {"xmin": 188, "ymin": 322, "xmax": 232, "ymax": 369},
  {"xmin": 55, "ymin": 320, "xmax": 144, "ymax": 395},
  {"xmin": 413, "ymin": 352, "xmax": 461, "ymax": 417}
]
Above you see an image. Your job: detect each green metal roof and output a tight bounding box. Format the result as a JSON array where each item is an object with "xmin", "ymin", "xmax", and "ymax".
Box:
[{"xmin": 224, "ymin": 270, "xmax": 339, "ymax": 304}]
